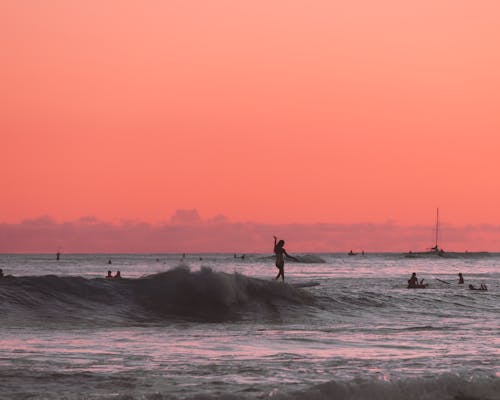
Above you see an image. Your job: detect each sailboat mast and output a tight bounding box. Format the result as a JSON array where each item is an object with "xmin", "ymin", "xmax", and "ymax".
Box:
[{"xmin": 435, "ymin": 208, "xmax": 439, "ymax": 249}]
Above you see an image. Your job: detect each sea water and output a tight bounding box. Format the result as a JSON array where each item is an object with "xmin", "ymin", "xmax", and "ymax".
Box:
[{"xmin": 0, "ymin": 253, "xmax": 498, "ymax": 399}]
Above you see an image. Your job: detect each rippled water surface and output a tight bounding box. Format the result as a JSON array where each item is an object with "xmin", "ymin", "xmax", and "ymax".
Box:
[{"xmin": 0, "ymin": 253, "xmax": 498, "ymax": 399}]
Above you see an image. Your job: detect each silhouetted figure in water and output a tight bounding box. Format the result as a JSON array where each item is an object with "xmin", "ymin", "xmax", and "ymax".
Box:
[
  {"xmin": 114, "ymin": 271, "xmax": 122, "ymax": 279},
  {"xmin": 106, "ymin": 270, "xmax": 113, "ymax": 279},
  {"xmin": 0, "ymin": 269, "xmax": 3, "ymax": 278},
  {"xmin": 458, "ymin": 272, "xmax": 464, "ymax": 284},
  {"xmin": 408, "ymin": 272, "xmax": 425, "ymax": 288},
  {"xmin": 469, "ymin": 284, "xmax": 487, "ymax": 291},
  {"xmin": 56, "ymin": 251, "xmax": 60, "ymax": 261},
  {"xmin": 273, "ymin": 236, "xmax": 298, "ymax": 282},
  {"xmin": 108, "ymin": 259, "xmax": 112, "ymax": 265}
]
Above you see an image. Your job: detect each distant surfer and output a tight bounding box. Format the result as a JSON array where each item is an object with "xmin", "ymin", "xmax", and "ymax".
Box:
[
  {"xmin": 469, "ymin": 284, "xmax": 487, "ymax": 291},
  {"xmin": 273, "ymin": 236, "xmax": 298, "ymax": 282},
  {"xmin": 408, "ymin": 273, "xmax": 418, "ymax": 288},
  {"xmin": 458, "ymin": 272, "xmax": 464, "ymax": 284},
  {"xmin": 0, "ymin": 269, "xmax": 3, "ymax": 278},
  {"xmin": 114, "ymin": 271, "xmax": 122, "ymax": 279},
  {"xmin": 407, "ymin": 272, "xmax": 426, "ymax": 288},
  {"xmin": 106, "ymin": 270, "xmax": 113, "ymax": 279}
]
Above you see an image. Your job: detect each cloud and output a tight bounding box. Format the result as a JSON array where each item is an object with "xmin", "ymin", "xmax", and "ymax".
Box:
[
  {"xmin": 0, "ymin": 211, "xmax": 499, "ymax": 253},
  {"xmin": 170, "ymin": 209, "xmax": 202, "ymax": 225}
]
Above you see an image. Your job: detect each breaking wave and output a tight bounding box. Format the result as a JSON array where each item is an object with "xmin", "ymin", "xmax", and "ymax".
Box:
[
  {"xmin": 276, "ymin": 373, "xmax": 500, "ymax": 400},
  {"xmin": 173, "ymin": 373, "xmax": 500, "ymax": 400},
  {"xmin": 0, "ymin": 267, "xmax": 316, "ymax": 326}
]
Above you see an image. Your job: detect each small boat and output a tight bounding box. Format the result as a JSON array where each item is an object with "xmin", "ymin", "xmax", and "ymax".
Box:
[
  {"xmin": 404, "ymin": 209, "xmax": 489, "ymax": 258},
  {"xmin": 405, "ymin": 209, "xmax": 447, "ymax": 258}
]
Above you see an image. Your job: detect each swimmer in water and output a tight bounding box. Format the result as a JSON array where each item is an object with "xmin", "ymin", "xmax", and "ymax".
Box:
[{"xmin": 407, "ymin": 273, "xmax": 426, "ymax": 288}]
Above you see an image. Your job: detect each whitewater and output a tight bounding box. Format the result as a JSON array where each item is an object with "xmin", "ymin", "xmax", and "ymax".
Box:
[{"xmin": 0, "ymin": 253, "xmax": 498, "ymax": 400}]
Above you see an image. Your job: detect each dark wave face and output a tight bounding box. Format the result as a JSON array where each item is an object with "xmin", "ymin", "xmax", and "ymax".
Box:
[
  {"xmin": 268, "ymin": 374, "xmax": 500, "ymax": 400},
  {"xmin": 0, "ymin": 267, "xmax": 316, "ymax": 326}
]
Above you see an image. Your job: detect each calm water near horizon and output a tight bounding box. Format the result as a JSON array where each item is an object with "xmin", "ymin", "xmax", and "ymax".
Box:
[{"xmin": 0, "ymin": 253, "xmax": 498, "ymax": 399}]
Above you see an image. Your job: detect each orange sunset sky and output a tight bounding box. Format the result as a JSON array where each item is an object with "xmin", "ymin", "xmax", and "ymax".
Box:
[{"xmin": 2, "ymin": 1, "xmax": 500, "ymax": 252}]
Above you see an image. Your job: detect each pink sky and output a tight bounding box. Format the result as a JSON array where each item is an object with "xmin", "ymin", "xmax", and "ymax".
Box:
[{"xmin": 2, "ymin": 1, "xmax": 500, "ymax": 251}]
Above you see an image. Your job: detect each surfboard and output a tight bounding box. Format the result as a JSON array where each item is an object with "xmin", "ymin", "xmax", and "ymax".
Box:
[
  {"xmin": 291, "ymin": 281, "xmax": 320, "ymax": 288},
  {"xmin": 435, "ymin": 278, "xmax": 450, "ymax": 284}
]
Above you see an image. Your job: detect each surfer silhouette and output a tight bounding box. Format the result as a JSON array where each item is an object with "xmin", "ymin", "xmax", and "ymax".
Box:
[
  {"xmin": 114, "ymin": 271, "xmax": 122, "ymax": 279},
  {"xmin": 408, "ymin": 273, "xmax": 426, "ymax": 288},
  {"xmin": 458, "ymin": 272, "xmax": 464, "ymax": 284},
  {"xmin": 273, "ymin": 236, "xmax": 298, "ymax": 282},
  {"xmin": 469, "ymin": 284, "xmax": 487, "ymax": 291},
  {"xmin": 106, "ymin": 270, "xmax": 113, "ymax": 279},
  {"xmin": 0, "ymin": 268, "xmax": 3, "ymax": 278}
]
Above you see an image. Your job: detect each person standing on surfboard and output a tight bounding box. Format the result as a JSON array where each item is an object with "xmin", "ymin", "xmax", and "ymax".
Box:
[{"xmin": 273, "ymin": 236, "xmax": 298, "ymax": 282}]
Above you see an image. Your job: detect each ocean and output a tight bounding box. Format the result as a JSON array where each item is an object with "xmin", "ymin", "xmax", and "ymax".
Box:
[{"xmin": 0, "ymin": 253, "xmax": 498, "ymax": 400}]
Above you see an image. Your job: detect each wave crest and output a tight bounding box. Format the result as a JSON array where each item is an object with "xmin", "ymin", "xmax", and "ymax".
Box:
[
  {"xmin": 281, "ymin": 373, "xmax": 500, "ymax": 400},
  {"xmin": 0, "ymin": 267, "xmax": 316, "ymax": 325}
]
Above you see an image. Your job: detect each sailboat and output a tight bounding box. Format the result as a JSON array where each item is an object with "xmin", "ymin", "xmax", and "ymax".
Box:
[
  {"xmin": 429, "ymin": 208, "xmax": 445, "ymax": 255},
  {"xmin": 404, "ymin": 209, "xmax": 489, "ymax": 258},
  {"xmin": 405, "ymin": 208, "xmax": 446, "ymax": 258}
]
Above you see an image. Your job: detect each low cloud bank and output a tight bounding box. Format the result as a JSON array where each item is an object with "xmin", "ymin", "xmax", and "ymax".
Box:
[{"xmin": 1, "ymin": 210, "xmax": 498, "ymax": 253}]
